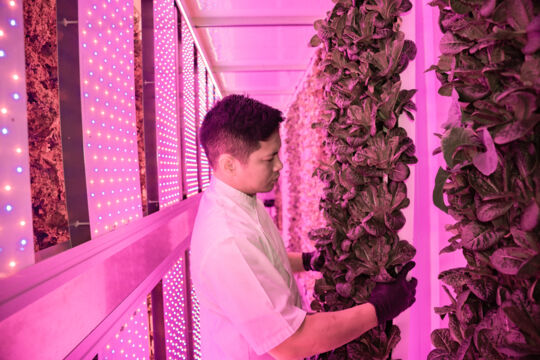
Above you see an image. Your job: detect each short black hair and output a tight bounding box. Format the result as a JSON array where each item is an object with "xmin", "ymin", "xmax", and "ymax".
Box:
[{"xmin": 200, "ymin": 94, "xmax": 284, "ymax": 167}]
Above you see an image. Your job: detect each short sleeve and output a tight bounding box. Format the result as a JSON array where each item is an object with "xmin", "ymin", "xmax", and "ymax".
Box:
[{"xmin": 199, "ymin": 237, "xmax": 306, "ymax": 355}]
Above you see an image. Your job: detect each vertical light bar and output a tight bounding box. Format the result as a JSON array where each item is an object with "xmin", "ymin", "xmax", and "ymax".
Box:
[
  {"xmin": 163, "ymin": 255, "xmax": 188, "ymax": 359},
  {"xmin": 181, "ymin": 17, "xmax": 198, "ymax": 197},
  {"xmin": 173, "ymin": 0, "xmax": 222, "ymax": 100},
  {"xmin": 99, "ymin": 298, "xmax": 151, "ymax": 359},
  {"xmin": 197, "ymin": 55, "xmax": 210, "ymax": 190},
  {"xmin": 78, "ymin": 1, "xmax": 142, "ymax": 237},
  {"xmin": 153, "ymin": 0, "xmax": 182, "ymax": 208},
  {"xmin": 0, "ymin": 0, "xmax": 34, "ymax": 275},
  {"xmin": 191, "ymin": 283, "xmax": 202, "ymax": 359}
]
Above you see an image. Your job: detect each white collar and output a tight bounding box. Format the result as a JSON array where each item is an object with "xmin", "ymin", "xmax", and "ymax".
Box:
[{"xmin": 211, "ymin": 177, "xmax": 258, "ymax": 211}]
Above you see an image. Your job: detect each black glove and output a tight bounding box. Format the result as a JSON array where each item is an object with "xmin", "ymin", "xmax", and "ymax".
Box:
[
  {"xmin": 302, "ymin": 251, "xmax": 325, "ymax": 271},
  {"xmin": 368, "ymin": 261, "xmax": 417, "ymax": 324}
]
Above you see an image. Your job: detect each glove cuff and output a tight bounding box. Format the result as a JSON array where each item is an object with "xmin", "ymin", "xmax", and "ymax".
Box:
[
  {"xmin": 368, "ymin": 300, "xmax": 387, "ymax": 325},
  {"xmin": 302, "ymin": 252, "xmax": 314, "ymax": 271}
]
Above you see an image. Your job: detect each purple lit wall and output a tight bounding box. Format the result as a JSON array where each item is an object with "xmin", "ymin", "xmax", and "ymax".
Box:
[
  {"xmin": 0, "ymin": 0, "xmax": 34, "ymax": 276},
  {"xmin": 405, "ymin": 1, "xmax": 454, "ymax": 358},
  {"xmin": 98, "ymin": 298, "xmax": 151, "ymax": 359},
  {"xmin": 78, "ymin": 0, "xmax": 142, "ymax": 237},
  {"xmin": 190, "ymin": 281, "xmax": 202, "ymax": 359},
  {"xmin": 197, "ymin": 54, "xmax": 210, "ymax": 190},
  {"xmin": 163, "ymin": 255, "xmax": 189, "ymax": 359},
  {"xmin": 181, "ymin": 17, "xmax": 199, "ymax": 198},
  {"xmin": 153, "ymin": 0, "xmax": 182, "ymax": 207}
]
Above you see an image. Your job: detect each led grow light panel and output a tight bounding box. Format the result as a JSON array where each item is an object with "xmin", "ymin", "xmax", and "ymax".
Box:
[
  {"xmin": 197, "ymin": 55, "xmax": 210, "ymax": 190},
  {"xmin": 99, "ymin": 298, "xmax": 151, "ymax": 360},
  {"xmin": 181, "ymin": 18, "xmax": 198, "ymax": 197},
  {"xmin": 153, "ymin": 0, "xmax": 182, "ymax": 208},
  {"xmin": 163, "ymin": 255, "xmax": 188, "ymax": 359},
  {"xmin": 0, "ymin": 0, "xmax": 34, "ymax": 275},
  {"xmin": 78, "ymin": 0, "xmax": 142, "ymax": 237},
  {"xmin": 191, "ymin": 282, "xmax": 202, "ymax": 359}
]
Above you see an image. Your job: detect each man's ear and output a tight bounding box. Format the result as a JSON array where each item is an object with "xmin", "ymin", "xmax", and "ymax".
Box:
[{"xmin": 217, "ymin": 153, "xmax": 236, "ymax": 175}]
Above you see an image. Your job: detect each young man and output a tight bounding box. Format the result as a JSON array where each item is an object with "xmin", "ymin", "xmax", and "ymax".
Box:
[{"xmin": 190, "ymin": 95, "xmax": 417, "ymax": 360}]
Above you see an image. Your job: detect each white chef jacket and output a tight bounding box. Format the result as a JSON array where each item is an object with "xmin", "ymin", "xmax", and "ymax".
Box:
[{"xmin": 190, "ymin": 177, "xmax": 307, "ymax": 359}]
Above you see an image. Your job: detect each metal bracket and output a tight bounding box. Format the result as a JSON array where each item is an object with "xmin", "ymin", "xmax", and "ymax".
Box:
[
  {"xmin": 71, "ymin": 221, "xmax": 90, "ymax": 228},
  {"xmin": 61, "ymin": 18, "xmax": 78, "ymax": 27}
]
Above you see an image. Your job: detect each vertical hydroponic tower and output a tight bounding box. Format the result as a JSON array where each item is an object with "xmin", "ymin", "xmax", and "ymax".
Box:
[
  {"xmin": 309, "ymin": 0, "xmax": 418, "ymax": 358},
  {"xmin": 428, "ymin": 0, "xmax": 540, "ymax": 358}
]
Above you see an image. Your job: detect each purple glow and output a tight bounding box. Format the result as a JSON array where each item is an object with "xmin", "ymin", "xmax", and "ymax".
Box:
[
  {"xmin": 0, "ymin": 0, "xmax": 34, "ymax": 276},
  {"xmin": 154, "ymin": 0, "xmax": 182, "ymax": 207},
  {"xmin": 163, "ymin": 255, "xmax": 188, "ymax": 359},
  {"xmin": 98, "ymin": 298, "xmax": 151, "ymax": 359},
  {"xmin": 191, "ymin": 282, "xmax": 202, "ymax": 359},
  {"xmin": 182, "ymin": 18, "xmax": 199, "ymax": 197},
  {"xmin": 78, "ymin": 0, "xmax": 142, "ymax": 237},
  {"xmin": 197, "ymin": 54, "xmax": 211, "ymax": 190}
]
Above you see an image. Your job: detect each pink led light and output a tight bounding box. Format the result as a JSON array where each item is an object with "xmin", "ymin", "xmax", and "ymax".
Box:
[
  {"xmin": 78, "ymin": 1, "xmax": 142, "ymax": 236},
  {"xmin": 153, "ymin": 0, "xmax": 182, "ymax": 207},
  {"xmin": 0, "ymin": 0, "xmax": 34, "ymax": 275},
  {"xmin": 163, "ymin": 255, "xmax": 188, "ymax": 359},
  {"xmin": 173, "ymin": 0, "xmax": 222, "ymax": 100},
  {"xmin": 191, "ymin": 282, "xmax": 202, "ymax": 359},
  {"xmin": 197, "ymin": 55, "xmax": 210, "ymax": 190},
  {"xmin": 98, "ymin": 298, "xmax": 151, "ymax": 360},
  {"xmin": 181, "ymin": 18, "xmax": 199, "ymax": 197}
]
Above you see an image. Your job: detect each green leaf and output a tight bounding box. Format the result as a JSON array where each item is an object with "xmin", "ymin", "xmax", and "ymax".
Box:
[
  {"xmin": 441, "ymin": 127, "xmax": 479, "ymax": 167},
  {"xmin": 520, "ymin": 200, "xmax": 539, "ymax": 231},
  {"xmin": 433, "ymin": 167, "xmax": 450, "ymax": 213},
  {"xmin": 427, "ymin": 349, "xmax": 452, "ymax": 360},
  {"xmin": 506, "ymin": 0, "xmax": 533, "ymax": 31},
  {"xmin": 439, "ymin": 267, "xmax": 469, "ymax": 290},
  {"xmin": 431, "ymin": 329, "xmax": 459, "ymax": 352},
  {"xmin": 472, "ymin": 129, "xmax": 498, "ymax": 176},
  {"xmin": 503, "ymin": 305, "xmax": 540, "ymax": 344},
  {"xmin": 465, "ymin": 278, "xmax": 496, "ymax": 301},
  {"xmin": 493, "ymin": 114, "xmax": 540, "ymax": 145},
  {"xmin": 517, "ymin": 254, "xmax": 540, "ymax": 278},
  {"xmin": 440, "ymin": 33, "xmax": 470, "ymax": 54},
  {"xmin": 476, "ymin": 200, "xmax": 512, "ymax": 222},
  {"xmin": 450, "ymin": 0, "xmax": 473, "ymax": 14},
  {"xmin": 388, "ymin": 240, "xmax": 416, "ymax": 266},
  {"xmin": 438, "ymin": 83, "xmax": 454, "ymax": 96},
  {"xmin": 462, "ymin": 228, "xmax": 504, "ymax": 251},
  {"xmin": 520, "ymin": 57, "xmax": 540, "ymax": 86},
  {"xmin": 490, "ymin": 247, "xmax": 529, "ymax": 275},
  {"xmin": 309, "ymin": 34, "xmax": 322, "ymax": 47}
]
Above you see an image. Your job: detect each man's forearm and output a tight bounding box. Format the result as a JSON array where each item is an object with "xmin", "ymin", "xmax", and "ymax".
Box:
[
  {"xmin": 269, "ymin": 303, "xmax": 378, "ymax": 360},
  {"xmin": 287, "ymin": 252, "xmax": 305, "ymax": 273}
]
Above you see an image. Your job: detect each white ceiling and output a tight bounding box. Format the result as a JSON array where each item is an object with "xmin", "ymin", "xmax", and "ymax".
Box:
[{"xmin": 180, "ymin": 0, "xmax": 334, "ymax": 112}]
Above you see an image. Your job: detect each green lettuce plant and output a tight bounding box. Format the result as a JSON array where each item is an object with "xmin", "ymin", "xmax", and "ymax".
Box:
[
  {"xmin": 308, "ymin": 0, "xmax": 417, "ymax": 358},
  {"xmin": 428, "ymin": 0, "xmax": 540, "ymax": 358}
]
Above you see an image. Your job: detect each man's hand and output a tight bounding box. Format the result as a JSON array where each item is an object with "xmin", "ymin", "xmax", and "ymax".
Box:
[
  {"xmin": 367, "ymin": 261, "xmax": 417, "ymax": 324},
  {"xmin": 301, "ymin": 251, "xmax": 325, "ymax": 272}
]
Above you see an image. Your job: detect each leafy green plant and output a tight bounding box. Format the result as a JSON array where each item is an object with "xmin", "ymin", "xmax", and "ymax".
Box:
[
  {"xmin": 308, "ymin": 0, "xmax": 417, "ymax": 358},
  {"xmin": 428, "ymin": 0, "xmax": 540, "ymax": 358}
]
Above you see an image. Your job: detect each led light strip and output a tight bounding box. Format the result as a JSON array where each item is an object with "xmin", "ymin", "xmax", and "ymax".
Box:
[
  {"xmin": 99, "ymin": 298, "xmax": 151, "ymax": 359},
  {"xmin": 153, "ymin": 0, "xmax": 182, "ymax": 207},
  {"xmin": 163, "ymin": 255, "xmax": 189, "ymax": 360},
  {"xmin": 197, "ymin": 54, "xmax": 210, "ymax": 190},
  {"xmin": 78, "ymin": 0, "xmax": 142, "ymax": 236},
  {"xmin": 0, "ymin": 0, "xmax": 34, "ymax": 275},
  {"xmin": 174, "ymin": 0, "xmax": 222, "ymax": 100},
  {"xmin": 181, "ymin": 17, "xmax": 199, "ymax": 197}
]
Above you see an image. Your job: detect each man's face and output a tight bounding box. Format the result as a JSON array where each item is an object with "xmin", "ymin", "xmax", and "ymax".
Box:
[{"xmin": 234, "ymin": 130, "xmax": 283, "ymax": 196}]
